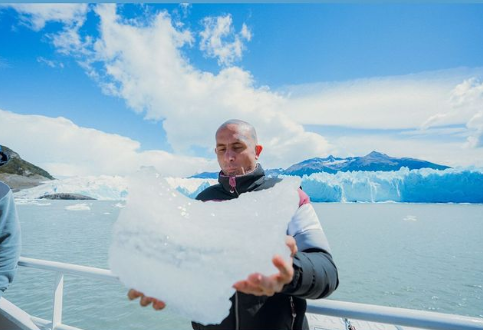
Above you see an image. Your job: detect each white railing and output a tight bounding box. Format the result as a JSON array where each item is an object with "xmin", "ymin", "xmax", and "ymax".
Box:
[
  {"xmin": 17, "ymin": 257, "xmax": 483, "ymax": 330},
  {"xmin": 18, "ymin": 257, "xmax": 117, "ymax": 330}
]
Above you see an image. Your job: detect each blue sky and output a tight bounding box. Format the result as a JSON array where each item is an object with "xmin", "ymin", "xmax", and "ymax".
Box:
[{"xmin": 0, "ymin": 4, "xmax": 482, "ymax": 177}]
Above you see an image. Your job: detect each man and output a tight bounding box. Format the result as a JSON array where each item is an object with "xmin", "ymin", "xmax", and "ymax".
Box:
[
  {"xmin": 129, "ymin": 120, "xmax": 339, "ymax": 329},
  {"xmin": 0, "ymin": 146, "xmax": 21, "ymax": 297}
]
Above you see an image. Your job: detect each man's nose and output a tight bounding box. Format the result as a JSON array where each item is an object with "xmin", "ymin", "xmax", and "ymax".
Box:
[{"xmin": 225, "ymin": 149, "xmax": 235, "ymax": 161}]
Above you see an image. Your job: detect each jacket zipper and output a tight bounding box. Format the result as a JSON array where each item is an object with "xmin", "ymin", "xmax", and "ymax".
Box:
[
  {"xmin": 230, "ymin": 176, "xmax": 239, "ymax": 330},
  {"xmin": 290, "ymin": 296, "xmax": 296, "ymax": 330},
  {"xmin": 235, "ymin": 292, "xmax": 240, "ymax": 330},
  {"xmin": 229, "ymin": 176, "xmax": 240, "ymax": 197}
]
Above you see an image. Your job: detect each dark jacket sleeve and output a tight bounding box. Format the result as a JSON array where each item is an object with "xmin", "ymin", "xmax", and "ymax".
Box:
[
  {"xmin": 284, "ymin": 193, "xmax": 339, "ymax": 299},
  {"xmin": 0, "ymin": 183, "xmax": 21, "ymax": 297},
  {"xmin": 282, "ymin": 249, "xmax": 339, "ymax": 299}
]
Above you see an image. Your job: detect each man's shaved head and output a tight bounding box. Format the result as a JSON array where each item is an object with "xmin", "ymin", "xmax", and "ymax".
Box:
[
  {"xmin": 216, "ymin": 119, "xmax": 258, "ymax": 146},
  {"xmin": 215, "ymin": 119, "xmax": 263, "ymax": 176}
]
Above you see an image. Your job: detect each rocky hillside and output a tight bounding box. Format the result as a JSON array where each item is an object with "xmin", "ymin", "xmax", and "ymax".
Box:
[{"xmin": 0, "ymin": 146, "xmax": 54, "ymax": 192}]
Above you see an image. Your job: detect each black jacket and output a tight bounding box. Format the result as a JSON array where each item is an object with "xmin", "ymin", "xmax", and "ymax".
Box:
[{"xmin": 192, "ymin": 165, "xmax": 339, "ymax": 330}]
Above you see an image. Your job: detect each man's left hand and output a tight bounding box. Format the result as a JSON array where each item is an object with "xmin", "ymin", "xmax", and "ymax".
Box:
[{"xmin": 233, "ymin": 236, "xmax": 297, "ymax": 296}]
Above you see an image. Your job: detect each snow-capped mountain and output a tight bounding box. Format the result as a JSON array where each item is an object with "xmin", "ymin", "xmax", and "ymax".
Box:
[
  {"xmin": 191, "ymin": 151, "xmax": 450, "ymax": 178},
  {"xmin": 284, "ymin": 151, "xmax": 449, "ymax": 176}
]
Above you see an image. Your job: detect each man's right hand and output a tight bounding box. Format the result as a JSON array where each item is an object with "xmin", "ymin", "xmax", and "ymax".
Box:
[{"xmin": 128, "ymin": 289, "xmax": 166, "ymax": 310}]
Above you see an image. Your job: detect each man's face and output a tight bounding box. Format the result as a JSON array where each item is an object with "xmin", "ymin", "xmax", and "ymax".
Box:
[{"xmin": 215, "ymin": 124, "xmax": 262, "ymax": 176}]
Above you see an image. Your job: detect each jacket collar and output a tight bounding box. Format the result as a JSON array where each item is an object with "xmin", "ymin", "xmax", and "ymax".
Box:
[{"xmin": 218, "ymin": 164, "xmax": 265, "ymax": 196}]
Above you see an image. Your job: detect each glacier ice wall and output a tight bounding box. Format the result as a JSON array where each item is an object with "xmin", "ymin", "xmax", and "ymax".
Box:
[
  {"xmin": 13, "ymin": 175, "xmax": 129, "ymax": 200},
  {"xmin": 108, "ymin": 169, "xmax": 300, "ymax": 325},
  {"xmin": 300, "ymin": 167, "xmax": 483, "ymax": 203},
  {"xmin": 13, "ymin": 176, "xmax": 216, "ymax": 201},
  {"xmin": 14, "ymin": 167, "xmax": 483, "ymax": 203},
  {"xmin": 165, "ymin": 177, "xmax": 217, "ymax": 199}
]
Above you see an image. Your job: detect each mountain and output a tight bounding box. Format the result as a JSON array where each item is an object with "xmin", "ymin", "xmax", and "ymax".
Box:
[
  {"xmin": 190, "ymin": 167, "xmax": 286, "ymax": 179},
  {"xmin": 189, "ymin": 171, "xmax": 219, "ymax": 179},
  {"xmin": 284, "ymin": 151, "xmax": 449, "ymax": 176},
  {"xmin": 0, "ymin": 146, "xmax": 54, "ymax": 192},
  {"xmin": 283, "ymin": 155, "xmax": 352, "ymax": 176},
  {"xmin": 265, "ymin": 168, "xmax": 285, "ymax": 177},
  {"xmin": 191, "ymin": 151, "xmax": 449, "ymax": 178}
]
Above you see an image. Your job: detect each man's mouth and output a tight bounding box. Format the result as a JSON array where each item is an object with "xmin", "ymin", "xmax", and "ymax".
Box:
[{"xmin": 225, "ymin": 166, "xmax": 241, "ymax": 175}]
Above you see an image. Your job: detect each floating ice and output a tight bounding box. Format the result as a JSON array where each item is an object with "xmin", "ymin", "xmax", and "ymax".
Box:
[
  {"xmin": 65, "ymin": 203, "xmax": 91, "ymax": 211},
  {"xmin": 14, "ymin": 200, "xmax": 51, "ymax": 206},
  {"xmin": 109, "ymin": 169, "xmax": 300, "ymax": 325},
  {"xmin": 403, "ymin": 215, "xmax": 417, "ymax": 222}
]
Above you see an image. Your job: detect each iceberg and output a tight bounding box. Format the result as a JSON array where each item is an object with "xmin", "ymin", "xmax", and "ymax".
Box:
[
  {"xmin": 65, "ymin": 203, "xmax": 91, "ymax": 211},
  {"xmin": 108, "ymin": 169, "xmax": 300, "ymax": 325}
]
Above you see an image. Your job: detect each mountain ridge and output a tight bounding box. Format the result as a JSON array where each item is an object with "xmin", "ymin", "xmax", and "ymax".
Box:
[{"xmin": 190, "ymin": 151, "xmax": 450, "ymax": 178}]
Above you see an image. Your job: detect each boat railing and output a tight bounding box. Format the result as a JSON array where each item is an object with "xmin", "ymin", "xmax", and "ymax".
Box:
[{"xmin": 15, "ymin": 256, "xmax": 483, "ymax": 330}]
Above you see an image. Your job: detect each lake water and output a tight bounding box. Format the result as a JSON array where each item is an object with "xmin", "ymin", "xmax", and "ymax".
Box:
[{"xmin": 4, "ymin": 201, "xmax": 483, "ymax": 329}]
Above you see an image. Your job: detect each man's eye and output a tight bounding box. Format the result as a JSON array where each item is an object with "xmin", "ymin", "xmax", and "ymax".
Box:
[{"xmin": 217, "ymin": 148, "xmax": 226, "ymax": 153}]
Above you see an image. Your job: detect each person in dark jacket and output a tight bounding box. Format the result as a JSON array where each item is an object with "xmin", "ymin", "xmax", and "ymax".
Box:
[
  {"xmin": 0, "ymin": 146, "xmax": 22, "ymax": 297},
  {"xmin": 129, "ymin": 120, "xmax": 339, "ymax": 329}
]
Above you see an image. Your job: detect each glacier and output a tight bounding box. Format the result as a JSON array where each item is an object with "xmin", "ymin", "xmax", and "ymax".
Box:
[
  {"xmin": 108, "ymin": 169, "xmax": 300, "ymax": 325},
  {"xmin": 13, "ymin": 176, "xmax": 216, "ymax": 201},
  {"xmin": 13, "ymin": 175, "xmax": 130, "ymax": 200},
  {"xmin": 301, "ymin": 167, "xmax": 483, "ymax": 203},
  {"xmin": 13, "ymin": 167, "xmax": 483, "ymax": 203}
]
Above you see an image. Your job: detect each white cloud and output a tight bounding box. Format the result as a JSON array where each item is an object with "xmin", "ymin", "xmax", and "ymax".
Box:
[
  {"xmin": 0, "ymin": 110, "xmax": 216, "ymax": 178},
  {"xmin": 282, "ymin": 68, "xmax": 483, "ymax": 162},
  {"xmin": 37, "ymin": 57, "xmax": 64, "ymax": 69},
  {"xmin": 451, "ymin": 78, "xmax": 483, "ymax": 109},
  {"xmin": 2, "ymin": 4, "xmax": 91, "ymax": 73},
  {"xmin": 466, "ymin": 111, "xmax": 483, "ymax": 148},
  {"xmin": 281, "ymin": 68, "xmax": 483, "ymax": 130},
  {"xmin": 330, "ymin": 133, "xmax": 483, "ymax": 168},
  {"xmin": 421, "ymin": 77, "xmax": 483, "ymax": 129},
  {"xmin": 452, "ymin": 79, "xmax": 483, "ymax": 148},
  {"xmin": 41, "ymin": 4, "xmax": 330, "ymax": 169},
  {"xmin": 418, "ymin": 77, "xmax": 483, "ymax": 149},
  {"xmin": 2, "ymin": 4, "xmax": 89, "ymax": 31},
  {"xmin": 8, "ymin": 4, "xmax": 480, "ymax": 168},
  {"xmin": 199, "ymin": 14, "xmax": 251, "ymax": 66},
  {"xmin": 179, "ymin": 3, "xmax": 191, "ymax": 18},
  {"xmin": 240, "ymin": 23, "xmax": 252, "ymax": 41}
]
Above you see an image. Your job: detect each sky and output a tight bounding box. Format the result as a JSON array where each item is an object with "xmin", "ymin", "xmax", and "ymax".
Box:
[{"xmin": 0, "ymin": 3, "xmax": 482, "ymax": 178}]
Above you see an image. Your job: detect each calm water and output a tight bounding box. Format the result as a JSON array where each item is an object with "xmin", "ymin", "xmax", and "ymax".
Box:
[{"xmin": 4, "ymin": 201, "xmax": 483, "ymax": 329}]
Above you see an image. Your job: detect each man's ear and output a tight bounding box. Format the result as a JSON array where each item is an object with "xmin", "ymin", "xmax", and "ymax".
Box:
[{"xmin": 255, "ymin": 145, "xmax": 263, "ymax": 159}]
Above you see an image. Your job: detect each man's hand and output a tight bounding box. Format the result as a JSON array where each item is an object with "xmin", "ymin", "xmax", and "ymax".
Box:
[
  {"xmin": 127, "ymin": 289, "xmax": 166, "ymax": 310},
  {"xmin": 232, "ymin": 236, "xmax": 298, "ymax": 297}
]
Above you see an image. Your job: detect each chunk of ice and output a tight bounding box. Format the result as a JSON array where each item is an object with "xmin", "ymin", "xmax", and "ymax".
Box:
[
  {"xmin": 65, "ymin": 203, "xmax": 90, "ymax": 211},
  {"xmin": 108, "ymin": 169, "xmax": 300, "ymax": 325}
]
